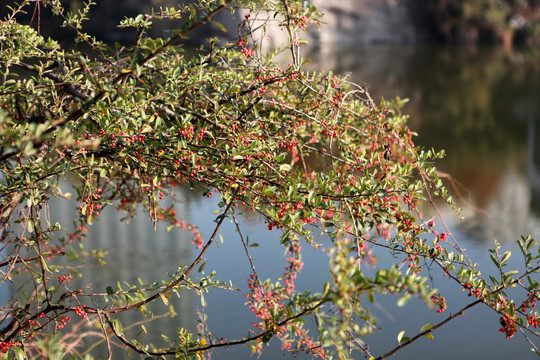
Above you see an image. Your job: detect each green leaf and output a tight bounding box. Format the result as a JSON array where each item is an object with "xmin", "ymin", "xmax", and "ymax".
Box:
[
  {"xmin": 397, "ymin": 330, "xmax": 405, "ymax": 343},
  {"xmin": 279, "ymin": 164, "xmax": 292, "ymax": 172},
  {"xmin": 13, "ymin": 347, "xmax": 25, "ymax": 360},
  {"xmin": 198, "ymin": 262, "xmax": 207, "ymax": 273},
  {"xmin": 275, "ymin": 152, "xmax": 288, "ymax": 162},
  {"xmin": 262, "ymin": 332, "xmax": 273, "ymax": 343},
  {"xmin": 500, "ymin": 251, "xmax": 511, "ymax": 266},
  {"xmin": 160, "ymin": 293, "xmax": 169, "ymax": 306},
  {"xmin": 211, "ymin": 20, "xmax": 227, "ymax": 32},
  {"xmin": 106, "ymin": 286, "xmax": 115, "ymax": 298},
  {"xmin": 27, "ymin": 220, "xmax": 34, "ymax": 233},
  {"xmin": 397, "ymin": 293, "xmax": 410, "ymax": 307},
  {"xmin": 490, "ymin": 254, "xmax": 500, "ymax": 268},
  {"xmin": 263, "ymin": 186, "xmax": 276, "ymax": 196},
  {"xmin": 323, "ymin": 282, "xmax": 330, "ymax": 296},
  {"xmin": 189, "ymin": 4, "xmax": 197, "ymax": 20},
  {"xmin": 110, "ymin": 318, "xmax": 124, "ymax": 336},
  {"xmin": 424, "ymin": 333, "xmax": 434, "ymax": 340},
  {"xmin": 420, "ymin": 323, "xmax": 434, "ymax": 332},
  {"xmin": 307, "ymin": 190, "xmax": 315, "ymax": 203}
]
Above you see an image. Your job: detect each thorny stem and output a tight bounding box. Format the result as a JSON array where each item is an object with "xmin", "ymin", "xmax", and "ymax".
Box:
[
  {"xmin": 232, "ymin": 210, "xmax": 260, "ymax": 282},
  {"xmin": 105, "ymin": 299, "xmax": 327, "ymax": 356},
  {"xmin": 96, "ymin": 312, "xmax": 112, "ymax": 360},
  {"xmin": 30, "ymin": 207, "xmax": 51, "ymax": 305},
  {"xmin": 375, "ymin": 263, "xmax": 540, "ymax": 359},
  {"xmin": 375, "ymin": 299, "xmax": 482, "ymax": 360}
]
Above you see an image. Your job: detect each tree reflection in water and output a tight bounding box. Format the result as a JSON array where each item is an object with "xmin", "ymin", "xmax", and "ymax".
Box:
[{"xmin": 304, "ymin": 44, "xmax": 540, "ymax": 244}]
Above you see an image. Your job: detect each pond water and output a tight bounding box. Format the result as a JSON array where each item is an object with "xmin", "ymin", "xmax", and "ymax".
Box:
[{"xmin": 42, "ymin": 44, "xmax": 540, "ymax": 359}]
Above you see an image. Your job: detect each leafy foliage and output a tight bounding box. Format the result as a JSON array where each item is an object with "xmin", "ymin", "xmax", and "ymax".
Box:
[{"xmin": 0, "ymin": 0, "xmax": 539, "ymax": 359}]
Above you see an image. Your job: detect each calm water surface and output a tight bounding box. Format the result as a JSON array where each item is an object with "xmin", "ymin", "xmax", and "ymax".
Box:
[{"xmin": 47, "ymin": 45, "xmax": 540, "ymax": 359}]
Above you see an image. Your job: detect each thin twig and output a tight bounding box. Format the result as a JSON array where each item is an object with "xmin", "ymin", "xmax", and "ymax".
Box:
[
  {"xmin": 97, "ymin": 311, "xmax": 112, "ymax": 360},
  {"xmin": 375, "ymin": 299, "xmax": 482, "ymax": 359},
  {"xmin": 232, "ymin": 210, "xmax": 259, "ymax": 281}
]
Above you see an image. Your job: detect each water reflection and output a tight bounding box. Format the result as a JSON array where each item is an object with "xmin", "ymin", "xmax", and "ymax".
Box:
[
  {"xmin": 298, "ymin": 44, "xmax": 540, "ymax": 360},
  {"xmin": 305, "ymin": 44, "xmax": 540, "ymax": 243},
  {"xmin": 45, "ymin": 186, "xmax": 197, "ymax": 356},
  {"xmin": 190, "ymin": 45, "xmax": 540, "ymax": 360}
]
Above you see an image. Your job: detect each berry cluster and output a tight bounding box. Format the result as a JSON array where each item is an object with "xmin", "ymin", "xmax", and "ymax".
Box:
[
  {"xmin": 431, "ymin": 293, "xmax": 447, "ymax": 313},
  {"xmin": 58, "ymin": 273, "xmax": 72, "ymax": 285},
  {"xmin": 57, "ymin": 316, "xmax": 71, "ymax": 330}
]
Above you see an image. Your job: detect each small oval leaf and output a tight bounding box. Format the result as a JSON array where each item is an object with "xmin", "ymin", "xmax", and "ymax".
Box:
[
  {"xmin": 397, "ymin": 330, "xmax": 405, "ymax": 343},
  {"xmin": 420, "ymin": 323, "xmax": 434, "ymax": 332}
]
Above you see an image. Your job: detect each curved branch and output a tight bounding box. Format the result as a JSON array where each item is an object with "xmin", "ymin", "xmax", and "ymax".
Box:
[
  {"xmin": 85, "ymin": 198, "xmax": 234, "ymax": 314},
  {"xmin": 376, "ymin": 263, "xmax": 540, "ymax": 359},
  {"xmin": 105, "ymin": 299, "xmax": 327, "ymax": 357},
  {"xmin": 375, "ymin": 299, "xmax": 482, "ymax": 360}
]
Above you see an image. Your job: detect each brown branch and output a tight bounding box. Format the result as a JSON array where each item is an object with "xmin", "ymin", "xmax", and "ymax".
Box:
[
  {"xmin": 104, "ymin": 298, "xmax": 327, "ymax": 357},
  {"xmin": 97, "ymin": 312, "xmax": 112, "ymax": 360},
  {"xmin": 375, "ymin": 299, "xmax": 483, "ymax": 360},
  {"xmin": 0, "ymin": 193, "xmax": 22, "ymax": 234},
  {"xmin": 85, "ymin": 199, "xmax": 234, "ymax": 315},
  {"xmin": 0, "ymin": 250, "xmax": 65, "ymax": 269},
  {"xmin": 376, "ymin": 263, "xmax": 540, "ymax": 359},
  {"xmin": 232, "ymin": 210, "xmax": 259, "ymax": 281},
  {"xmin": 30, "ymin": 207, "xmax": 51, "ymax": 304},
  {"xmin": 194, "ymin": 300, "xmax": 325, "ymax": 351},
  {"xmin": 13, "ymin": 61, "xmax": 90, "ymax": 101},
  {"xmin": 0, "ymin": 200, "xmax": 233, "ymax": 341}
]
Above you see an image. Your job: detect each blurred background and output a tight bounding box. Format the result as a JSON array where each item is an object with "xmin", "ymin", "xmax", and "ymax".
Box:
[{"xmin": 3, "ymin": 0, "xmax": 540, "ymax": 45}]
